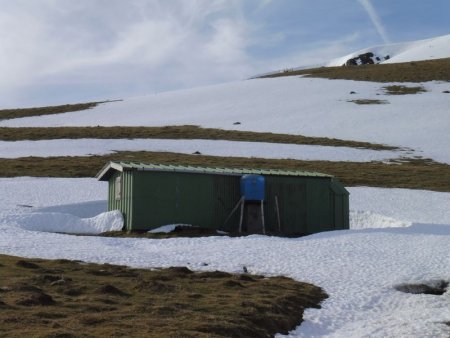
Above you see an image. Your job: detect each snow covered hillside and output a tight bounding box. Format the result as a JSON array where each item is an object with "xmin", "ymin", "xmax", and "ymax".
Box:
[
  {"xmin": 2, "ymin": 77, "xmax": 450, "ymax": 164},
  {"xmin": 1, "ymin": 34, "xmax": 450, "ymax": 337}
]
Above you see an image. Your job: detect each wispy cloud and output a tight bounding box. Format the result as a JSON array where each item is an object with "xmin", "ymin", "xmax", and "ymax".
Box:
[
  {"xmin": 0, "ymin": 0, "xmax": 253, "ymax": 107},
  {"xmin": 1, "ymin": 0, "xmax": 419, "ymax": 108},
  {"xmin": 254, "ymin": 33, "xmax": 362, "ymax": 73},
  {"xmin": 358, "ymin": 0, "xmax": 390, "ymax": 44},
  {"xmin": 256, "ymin": 0, "xmax": 273, "ymax": 12}
]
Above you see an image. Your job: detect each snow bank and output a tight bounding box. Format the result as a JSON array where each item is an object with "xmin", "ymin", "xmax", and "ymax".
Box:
[
  {"xmin": 348, "ymin": 187, "xmax": 450, "ymax": 225},
  {"xmin": 350, "ymin": 210, "xmax": 411, "ymax": 229},
  {"xmin": 1, "ymin": 210, "xmax": 123, "ymax": 234}
]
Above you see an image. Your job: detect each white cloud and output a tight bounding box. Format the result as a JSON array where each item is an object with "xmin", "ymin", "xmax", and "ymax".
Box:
[
  {"xmin": 206, "ymin": 19, "xmax": 249, "ymax": 63},
  {"xmin": 358, "ymin": 0, "xmax": 391, "ymax": 44},
  {"xmin": 0, "ymin": 0, "xmax": 255, "ymax": 107},
  {"xmin": 252, "ymin": 33, "xmax": 362, "ymax": 74},
  {"xmin": 0, "ymin": 0, "xmax": 397, "ymax": 107}
]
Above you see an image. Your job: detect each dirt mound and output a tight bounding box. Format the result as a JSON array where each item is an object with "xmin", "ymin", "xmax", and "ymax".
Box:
[
  {"xmin": 97, "ymin": 284, "xmax": 128, "ymax": 296},
  {"xmin": 15, "ymin": 260, "xmax": 41, "ymax": 269},
  {"xmin": 135, "ymin": 280, "xmax": 175, "ymax": 293},
  {"xmin": 223, "ymin": 280, "xmax": 245, "ymax": 288},
  {"xmin": 16, "ymin": 291, "xmax": 55, "ymax": 306}
]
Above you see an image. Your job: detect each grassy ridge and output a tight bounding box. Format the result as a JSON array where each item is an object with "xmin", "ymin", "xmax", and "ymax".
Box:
[
  {"xmin": 0, "ymin": 101, "xmax": 110, "ymax": 121},
  {"xmin": 0, "ymin": 125, "xmax": 398, "ymax": 150},
  {"xmin": 259, "ymin": 57, "xmax": 450, "ymax": 83},
  {"xmin": 0, "ymin": 254, "xmax": 327, "ymax": 337},
  {"xmin": 1, "ymin": 151, "xmax": 450, "ymax": 192}
]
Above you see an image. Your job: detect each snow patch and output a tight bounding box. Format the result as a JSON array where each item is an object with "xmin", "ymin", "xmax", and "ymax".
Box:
[
  {"xmin": 350, "ymin": 210, "xmax": 411, "ymax": 229},
  {"xmin": 149, "ymin": 224, "xmax": 192, "ymax": 233},
  {"xmin": 348, "ymin": 187, "xmax": 450, "ymax": 225},
  {"xmin": 1, "ymin": 210, "xmax": 123, "ymax": 234}
]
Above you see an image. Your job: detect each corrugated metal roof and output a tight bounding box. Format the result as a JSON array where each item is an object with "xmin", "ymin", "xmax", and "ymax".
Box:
[{"xmin": 96, "ymin": 161, "xmax": 332, "ymax": 181}]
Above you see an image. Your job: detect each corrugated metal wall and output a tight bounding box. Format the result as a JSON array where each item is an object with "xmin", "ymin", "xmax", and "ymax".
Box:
[
  {"xmin": 212, "ymin": 175, "xmax": 241, "ymax": 231},
  {"xmin": 108, "ymin": 171, "xmax": 133, "ymax": 230},
  {"xmin": 107, "ymin": 170, "xmax": 349, "ymax": 234},
  {"xmin": 129, "ymin": 171, "xmax": 214, "ymax": 230},
  {"xmin": 330, "ymin": 178, "xmax": 350, "ymax": 230},
  {"xmin": 264, "ymin": 176, "xmax": 335, "ymax": 235}
]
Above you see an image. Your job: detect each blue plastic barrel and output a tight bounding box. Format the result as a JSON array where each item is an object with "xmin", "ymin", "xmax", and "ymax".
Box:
[{"xmin": 240, "ymin": 175, "xmax": 265, "ymax": 201}]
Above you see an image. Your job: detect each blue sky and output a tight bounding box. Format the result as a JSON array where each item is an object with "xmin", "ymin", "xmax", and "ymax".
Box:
[{"xmin": 0, "ymin": 0, "xmax": 449, "ymax": 108}]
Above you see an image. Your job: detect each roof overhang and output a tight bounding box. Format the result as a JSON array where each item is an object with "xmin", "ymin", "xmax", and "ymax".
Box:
[
  {"xmin": 96, "ymin": 161, "xmax": 127, "ymax": 181},
  {"xmin": 96, "ymin": 161, "xmax": 333, "ymax": 181}
]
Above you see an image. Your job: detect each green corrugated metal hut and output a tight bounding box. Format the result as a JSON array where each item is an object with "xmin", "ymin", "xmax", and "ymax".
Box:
[{"xmin": 96, "ymin": 162, "xmax": 349, "ymax": 236}]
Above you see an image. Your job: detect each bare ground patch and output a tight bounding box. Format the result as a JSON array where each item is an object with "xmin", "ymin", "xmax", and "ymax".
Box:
[{"xmin": 0, "ymin": 254, "xmax": 327, "ymax": 338}]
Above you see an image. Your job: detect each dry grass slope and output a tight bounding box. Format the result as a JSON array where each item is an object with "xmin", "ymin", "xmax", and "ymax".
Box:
[
  {"xmin": 259, "ymin": 57, "xmax": 450, "ymax": 83},
  {"xmin": 0, "ymin": 125, "xmax": 398, "ymax": 150},
  {"xmin": 1, "ymin": 151, "xmax": 450, "ymax": 192},
  {"xmin": 0, "ymin": 254, "xmax": 327, "ymax": 338}
]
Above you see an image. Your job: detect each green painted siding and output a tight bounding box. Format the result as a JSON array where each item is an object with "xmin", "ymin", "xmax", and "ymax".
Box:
[
  {"xmin": 130, "ymin": 172, "xmax": 215, "ymax": 230},
  {"xmin": 107, "ymin": 171, "xmax": 133, "ymax": 230},
  {"xmin": 211, "ymin": 175, "xmax": 241, "ymax": 232},
  {"xmin": 106, "ymin": 168, "xmax": 349, "ymax": 235},
  {"xmin": 127, "ymin": 172, "xmax": 244, "ymax": 231},
  {"xmin": 330, "ymin": 178, "xmax": 350, "ymax": 230},
  {"xmin": 263, "ymin": 176, "xmax": 335, "ymax": 235}
]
